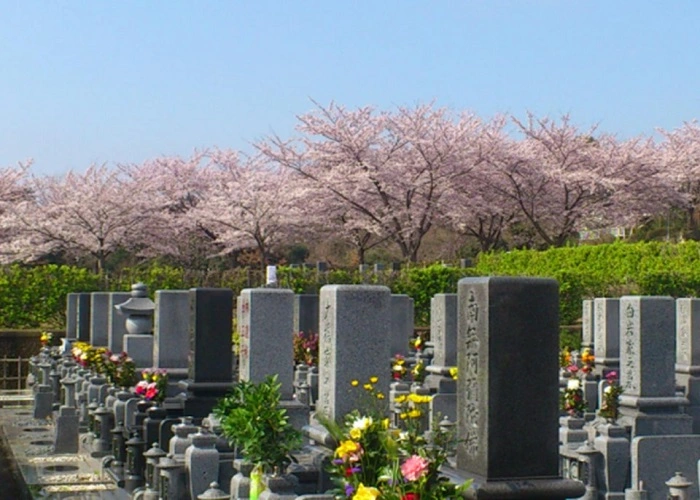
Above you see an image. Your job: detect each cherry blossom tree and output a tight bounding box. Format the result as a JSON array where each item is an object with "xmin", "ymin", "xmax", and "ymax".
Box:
[
  {"xmin": 439, "ymin": 117, "xmax": 520, "ymax": 251},
  {"xmin": 119, "ymin": 152, "xmax": 219, "ymax": 267},
  {"xmin": 477, "ymin": 114, "xmax": 659, "ymax": 247},
  {"xmin": 658, "ymin": 122, "xmax": 700, "ymax": 234},
  {"xmin": 0, "ymin": 160, "xmax": 33, "ymax": 264},
  {"xmin": 8, "ymin": 165, "xmax": 158, "ymax": 273},
  {"xmin": 191, "ymin": 149, "xmax": 307, "ymax": 267},
  {"xmin": 259, "ymin": 102, "xmax": 485, "ymax": 262}
]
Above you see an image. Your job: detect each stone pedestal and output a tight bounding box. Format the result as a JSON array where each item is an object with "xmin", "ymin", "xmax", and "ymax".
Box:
[
  {"xmin": 123, "ymin": 334, "xmax": 154, "ymax": 368},
  {"xmin": 185, "ymin": 430, "xmax": 220, "ymax": 500},
  {"xmin": 34, "ymin": 385, "xmax": 54, "ymax": 419},
  {"xmin": 54, "ymin": 406, "xmax": 80, "ymax": 453}
]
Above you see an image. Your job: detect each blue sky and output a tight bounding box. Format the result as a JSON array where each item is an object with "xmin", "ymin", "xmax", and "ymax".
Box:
[{"xmin": 2, "ymin": 2, "xmax": 699, "ymax": 175}]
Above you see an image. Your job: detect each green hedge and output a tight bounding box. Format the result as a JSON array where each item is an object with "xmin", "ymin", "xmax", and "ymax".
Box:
[
  {"xmin": 473, "ymin": 240, "xmax": 700, "ymax": 324},
  {"xmin": 5, "ymin": 241, "xmax": 700, "ymax": 330}
]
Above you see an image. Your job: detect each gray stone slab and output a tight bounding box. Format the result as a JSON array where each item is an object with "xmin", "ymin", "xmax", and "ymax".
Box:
[
  {"xmin": 239, "ymin": 288, "xmax": 295, "ymax": 399},
  {"xmin": 89, "ymin": 292, "xmax": 111, "ymax": 347},
  {"xmin": 390, "ymin": 294, "xmax": 414, "ymax": 357},
  {"xmin": 294, "ymin": 294, "xmax": 319, "ymax": 335},
  {"xmin": 593, "ymin": 298, "xmax": 620, "ymax": 370},
  {"xmin": 631, "ymin": 435, "xmax": 700, "ymax": 500},
  {"xmin": 430, "ymin": 293, "xmax": 458, "ymax": 367},
  {"xmin": 456, "ymin": 277, "xmax": 560, "ymax": 481},
  {"xmin": 676, "ymin": 298, "xmax": 700, "ymax": 373},
  {"xmin": 107, "ymin": 292, "xmax": 130, "ymax": 353},
  {"xmin": 620, "ymin": 296, "xmax": 676, "ymax": 398},
  {"xmin": 581, "ymin": 299, "xmax": 593, "ymax": 349},
  {"xmin": 123, "ymin": 335, "xmax": 154, "ymax": 369},
  {"xmin": 316, "ymin": 285, "xmax": 391, "ymax": 421},
  {"xmin": 54, "ymin": 406, "xmax": 79, "ymax": 454},
  {"xmin": 154, "ymin": 290, "xmax": 190, "ymax": 368},
  {"xmin": 66, "ymin": 293, "xmax": 78, "ymax": 339}
]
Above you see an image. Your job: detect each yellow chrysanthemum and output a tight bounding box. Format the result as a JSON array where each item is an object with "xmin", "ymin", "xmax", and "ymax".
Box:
[
  {"xmin": 369, "ymin": 376, "xmax": 378, "ymax": 384},
  {"xmin": 375, "ymin": 392, "xmax": 385, "ymax": 400},
  {"xmin": 351, "ymin": 380, "xmax": 359, "ymax": 387},
  {"xmin": 353, "ymin": 483, "xmax": 380, "ymax": 500},
  {"xmin": 395, "ymin": 394, "xmax": 407, "ymax": 404},
  {"xmin": 408, "ymin": 393, "xmax": 432, "ymax": 404},
  {"xmin": 335, "ymin": 439, "xmax": 362, "ymax": 459},
  {"xmin": 408, "ymin": 409, "xmax": 422, "ymax": 419},
  {"xmin": 363, "ymin": 384, "xmax": 373, "ymax": 391}
]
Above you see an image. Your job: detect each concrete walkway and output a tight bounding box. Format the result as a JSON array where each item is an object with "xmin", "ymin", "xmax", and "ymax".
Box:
[{"xmin": 0, "ymin": 393, "xmax": 129, "ymax": 499}]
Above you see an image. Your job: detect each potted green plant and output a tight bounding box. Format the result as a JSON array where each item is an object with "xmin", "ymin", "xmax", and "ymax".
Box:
[{"xmin": 214, "ymin": 375, "xmax": 302, "ymax": 499}]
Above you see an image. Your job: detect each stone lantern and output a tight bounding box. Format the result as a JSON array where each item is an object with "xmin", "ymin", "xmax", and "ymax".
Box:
[{"xmin": 115, "ymin": 283, "xmax": 155, "ymax": 368}]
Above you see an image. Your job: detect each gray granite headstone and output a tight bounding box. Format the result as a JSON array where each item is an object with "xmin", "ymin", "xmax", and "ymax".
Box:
[
  {"xmin": 581, "ymin": 299, "xmax": 594, "ymax": 350},
  {"xmin": 316, "ymin": 285, "xmax": 391, "ymax": 421},
  {"xmin": 456, "ymin": 277, "xmax": 561, "ymax": 480},
  {"xmin": 154, "ymin": 290, "xmax": 190, "ymax": 368},
  {"xmin": 430, "ymin": 293, "xmax": 458, "ymax": 367},
  {"xmin": 631, "ymin": 435, "xmax": 700, "ymax": 500},
  {"xmin": 676, "ymin": 298, "xmax": 700, "ymax": 373},
  {"xmin": 66, "ymin": 293, "xmax": 78, "ymax": 339},
  {"xmin": 389, "ymin": 294, "xmax": 414, "ymax": 357},
  {"xmin": 89, "ymin": 292, "xmax": 111, "ymax": 346},
  {"xmin": 593, "ymin": 298, "xmax": 620, "ymax": 372},
  {"xmin": 676, "ymin": 298, "xmax": 700, "ymax": 433},
  {"xmin": 618, "ymin": 296, "xmax": 692, "ymax": 437},
  {"xmin": 76, "ymin": 293, "xmax": 92, "ymax": 341},
  {"xmin": 107, "ymin": 292, "xmax": 130, "ymax": 353},
  {"xmin": 239, "ymin": 288, "xmax": 295, "ymax": 399},
  {"xmin": 293, "ymin": 294, "xmax": 319, "ymax": 334}
]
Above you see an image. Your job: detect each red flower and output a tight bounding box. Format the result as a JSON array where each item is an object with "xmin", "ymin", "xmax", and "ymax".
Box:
[
  {"xmin": 145, "ymin": 382, "xmax": 158, "ymax": 401},
  {"xmin": 402, "ymin": 493, "xmax": 419, "ymax": 500}
]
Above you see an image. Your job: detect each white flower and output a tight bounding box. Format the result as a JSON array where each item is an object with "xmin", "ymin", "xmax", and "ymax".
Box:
[
  {"xmin": 567, "ymin": 378, "xmax": 580, "ymax": 390},
  {"xmin": 352, "ymin": 416, "xmax": 373, "ymax": 431},
  {"xmin": 604, "ymin": 385, "xmax": 612, "ymax": 393}
]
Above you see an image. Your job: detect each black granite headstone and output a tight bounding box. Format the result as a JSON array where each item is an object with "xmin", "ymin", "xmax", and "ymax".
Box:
[
  {"xmin": 188, "ymin": 288, "xmax": 233, "ymax": 383},
  {"xmin": 455, "ymin": 277, "xmax": 580, "ymax": 497},
  {"xmin": 76, "ymin": 293, "xmax": 92, "ymax": 342},
  {"xmin": 179, "ymin": 288, "xmax": 234, "ymax": 418}
]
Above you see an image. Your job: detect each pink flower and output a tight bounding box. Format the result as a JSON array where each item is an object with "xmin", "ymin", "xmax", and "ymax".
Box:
[
  {"xmin": 135, "ymin": 380, "xmax": 149, "ymax": 395},
  {"xmin": 401, "ymin": 455, "xmax": 429, "ymax": 482}
]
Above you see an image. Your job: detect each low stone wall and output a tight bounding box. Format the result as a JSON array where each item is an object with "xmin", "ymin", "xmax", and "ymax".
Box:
[{"xmin": 0, "ymin": 330, "xmax": 64, "ymax": 359}]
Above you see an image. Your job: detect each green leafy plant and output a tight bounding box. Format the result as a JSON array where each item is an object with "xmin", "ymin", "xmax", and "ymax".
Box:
[{"xmin": 214, "ymin": 375, "xmax": 301, "ymax": 472}]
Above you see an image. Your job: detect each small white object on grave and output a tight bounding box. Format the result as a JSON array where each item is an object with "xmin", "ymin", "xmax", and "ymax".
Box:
[{"xmin": 266, "ymin": 265, "xmax": 277, "ymax": 285}]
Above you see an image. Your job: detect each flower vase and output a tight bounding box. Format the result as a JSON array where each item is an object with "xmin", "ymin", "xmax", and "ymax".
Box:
[{"xmin": 258, "ymin": 470, "xmax": 298, "ymax": 500}]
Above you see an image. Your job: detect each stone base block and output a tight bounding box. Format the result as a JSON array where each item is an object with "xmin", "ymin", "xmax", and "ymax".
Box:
[
  {"xmin": 123, "ymin": 334, "xmax": 154, "ymax": 368},
  {"xmin": 54, "ymin": 406, "xmax": 79, "ymax": 454}
]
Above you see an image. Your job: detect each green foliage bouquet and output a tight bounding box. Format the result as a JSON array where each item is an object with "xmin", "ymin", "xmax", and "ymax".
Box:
[
  {"xmin": 323, "ymin": 377, "xmax": 468, "ymax": 499},
  {"xmin": 214, "ymin": 375, "xmax": 302, "ymax": 472}
]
